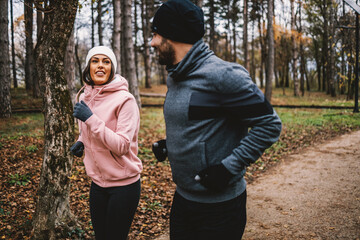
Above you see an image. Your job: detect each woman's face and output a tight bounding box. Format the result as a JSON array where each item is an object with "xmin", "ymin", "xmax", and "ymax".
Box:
[{"xmin": 89, "ymin": 54, "xmax": 112, "ymax": 85}]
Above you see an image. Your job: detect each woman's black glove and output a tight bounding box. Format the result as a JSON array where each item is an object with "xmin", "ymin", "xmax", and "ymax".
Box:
[
  {"xmin": 70, "ymin": 141, "xmax": 84, "ymax": 157},
  {"xmin": 152, "ymin": 139, "xmax": 167, "ymax": 162},
  {"xmin": 73, "ymin": 101, "xmax": 93, "ymax": 122},
  {"xmin": 195, "ymin": 163, "xmax": 234, "ymax": 192}
]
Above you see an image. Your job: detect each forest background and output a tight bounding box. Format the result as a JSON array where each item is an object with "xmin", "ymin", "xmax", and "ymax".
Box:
[{"xmin": 0, "ymin": 0, "xmax": 360, "ymax": 239}]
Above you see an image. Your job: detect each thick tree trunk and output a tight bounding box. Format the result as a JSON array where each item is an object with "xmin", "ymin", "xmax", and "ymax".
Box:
[
  {"xmin": 0, "ymin": 0, "xmax": 11, "ymax": 118},
  {"xmin": 122, "ymin": 0, "xmax": 141, "ymax": 107},
  {"xmin": 265, "ymin": 0, "xmax": 274, "ymax": 101},
  {"xmin": 112, "ymin": 0, "xmax": 122, "ymax": 74},
  {"xmin": 32, "ymin": 1, "xmax": 78, "ymax": 239}
]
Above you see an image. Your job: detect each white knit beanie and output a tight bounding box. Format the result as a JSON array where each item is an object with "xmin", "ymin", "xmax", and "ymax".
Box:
[{"xmin": 85, "ymin": 46, "xmax": 117, "ymax": 73}]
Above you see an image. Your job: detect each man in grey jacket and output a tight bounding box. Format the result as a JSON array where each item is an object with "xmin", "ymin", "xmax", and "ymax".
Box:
[{"xmin": 150, "ymin": 0, "xmax": 282, "ymax": 239}]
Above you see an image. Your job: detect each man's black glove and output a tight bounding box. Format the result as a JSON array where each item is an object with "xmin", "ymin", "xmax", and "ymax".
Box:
[
  {"xmin": 73, "ymin": 101, "xmax": 93, "ymax": 122},
  {"xmin": 195, "ymin": 163, "xmax": 234, "ymax": 192},
  {"xmin": 70, "ymin": 141, "xmax": 84, "ymax": 157},
  {"xmin": 152, "ymin": 139, "xmax": 167, "ymax": 162}
]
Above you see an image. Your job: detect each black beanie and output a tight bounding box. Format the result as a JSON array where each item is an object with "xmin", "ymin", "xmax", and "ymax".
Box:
[{"xmin": 151, "ymin": 0, "xmax": 205, "ymax": 44}]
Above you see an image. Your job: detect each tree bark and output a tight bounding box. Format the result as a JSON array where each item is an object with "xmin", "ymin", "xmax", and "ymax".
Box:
[
  {"xmin": 10, "ymin": 0, "xmax": 17, "ymax": 88},
  {"xmin": 24, "ymin": 0, "xmax": 34, "ymax": 92},
  {"xmin": 112, "ymin": 0, "xmax": 122, "ymax": 75},
  {"xmin": 65, "ymin": 29, "xmax": 77, "ymax": 107},
  {"xmin": 0, "ymin": 0, "xmax": 11, "ymax": 118},
  {"xmin": 243, "ymin": 0, "xmax": 249, "ymax": 70},
  {"xmin": 265, "ymin": 0, "xmax": 274, "ymax": 101},
  {"xmin": 141, "ymin": 0, "xmax": 153, "ymax": 88},
  {"xmin": 291, "ymin": 0, "xmax": 300, "ymax": 96},
  {"xmin": 97, "ymin": 0, "xmax": 103, "ymax": 45},
  {"xmin": 91, "ymin": 0, "xmax": 95, "ymax": 48},
  {"xmin": 32, "ymin": 1, "xmax": 78, "ymax": 239},
  {"xmin": 122, "ymin": 0, "xmax": 141, "ymax": 107}
]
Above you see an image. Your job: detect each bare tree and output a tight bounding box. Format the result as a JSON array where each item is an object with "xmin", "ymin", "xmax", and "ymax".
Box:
[
  {"xmin": 0, "ymin": 0, "xmax": 11, "ymax": 118},
  {"xmin": 291, "ymin": 0, "xmax": 300, "ymax": 96},
  {"xmin": 265, "ymin": 0, "xmax": 274, "ymax": 101},
  {"xmin": 122, "ymin": 0, "xmax": 141, "ymax": 107},
  {"xmin": 141, "ymin": 0, "xmax": 153, "ymax": 88},
  {"xmin": 24, "ymin": 0, "xmax": 34, "ymax": 92},
  {"xmin": 243, "ymin": 0, "xmax": 249, "ymax": 70},
  {"xmin": 112, "ymin": 0, "xmax": 122, "ymax": 74},
  {"xmin": 97, "ymin": 0, "xmax": 103, "ymax": 45},
  {"xmin": 32, "ymin": 0, "xmax": 78, "ymax": 238},
  {"xmin": 10, "ymin": 0, "xmax": 17, "ymax": 88}
]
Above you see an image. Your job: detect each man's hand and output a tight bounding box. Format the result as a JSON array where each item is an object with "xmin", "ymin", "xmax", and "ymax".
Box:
[
  {"xmin": 70, "ymin": 141, "xmax": 84, "ymax": 157},
  {"xmin": 73, "ymin": 101, "xmax": 93, "ymax": 122},
  {"xmin": 152, "ymin": 139, "xmax": 167, "ymax": 162},
  {"xmin": 195, "ymin": 163, "xmax": 234, "ymax": 192}
]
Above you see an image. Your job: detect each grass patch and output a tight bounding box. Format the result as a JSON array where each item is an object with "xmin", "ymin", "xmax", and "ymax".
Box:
[{"xmin": 0, "ymin": 113, "xmax": 44, "ymax": 138}]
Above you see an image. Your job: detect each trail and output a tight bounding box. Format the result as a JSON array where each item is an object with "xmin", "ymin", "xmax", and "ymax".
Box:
[{"xmin": 154, "ymin": 130, "xmax": 360, "ymax": 240}]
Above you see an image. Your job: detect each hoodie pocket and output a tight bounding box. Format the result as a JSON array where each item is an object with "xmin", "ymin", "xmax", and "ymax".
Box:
[{"xmin": 95, "ymin": 149, "xmax": 126, "ymax": 181}]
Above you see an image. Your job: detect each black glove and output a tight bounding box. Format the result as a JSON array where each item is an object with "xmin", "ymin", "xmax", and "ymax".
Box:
[
  {"xmin": 70, "ymin": 141, "xmax": 84, "ymax": 157},
  {"xmin": 152, "ymin": 139, "xmax": 167, "ymax": 162},
  {"xmin": 73, "ymin": 101, "xmax": 93, "ymax": 122},
  {"xmin": 195, "ymin": 163, "xmax": 234, "ymax": 192}
]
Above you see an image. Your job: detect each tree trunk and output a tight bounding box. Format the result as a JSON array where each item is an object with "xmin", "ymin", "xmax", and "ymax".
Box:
[
  {"xmin": 250, "ymin": 21, "xmax": 256, "ymax": 82},
  {"xmin": 97, "ymin": 0, "xmax": 103, "ymax": 45},
  {"xmin": 322, "ymin": 0, "xmax": 329, "ymax": 93},
  {"xmin": 122, "ymin": 0, "xmax": 141, "ymax": 107},
  {"xmin": 10, "ymin": 0, "xmax": 17, "ymax": 88},
  {"xmin": 291, "ymin": 0, "xmax": 300, "ymax": 96},
  {"xmin": 112, "ymin": 0, "xmax": 121, "ymax": 74},
  {"xmin": 265, "ymin": 0, "xmax": 274, "ymax": 101},
  {"xmin": 75, "ymin": 43, "xmax": 83, "ymax": 87},
  {"xmin": 243, "ymin": 0, "xmax": 249, "ymax": 70},
  {"xmin": 32, "ymin": 1, "xmax": 78, "ymax": 239},
  {"xmin": 141, "ymin": 0, "xmax": 153, "ymax": 88},
  {"xmin": 25, "ymin": 0, "xmax": 34, "ymax": 92},
  {"xmin": 232, "ymin": 0, "xmax": 239, "ymax": 62},
  {"xmin": 209, "ymin": 0, "xmax": 216, "ymax": 51},
  {"xmin": 328, "ymin": 2, "xmax": 336, "ymax": 97},
  {"xmin": 65, "ymin": 30, "xmax": 77, "ymax": 107},
  {"xmin": 0, "ymin": 0, "xmax": 11, "ymax": 118},
  {"xmin": 299, "ymin": 1, "xmax": 305, "ymax": 96},
  {"xmin": 91, "ymin": 0, "xmax": 95, "ymax": 48}
]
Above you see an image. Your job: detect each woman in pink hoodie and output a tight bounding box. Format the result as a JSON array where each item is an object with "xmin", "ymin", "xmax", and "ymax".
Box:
[{"xmin": 70, "ymin": 46, "xmax": 142, "ymax": 240}]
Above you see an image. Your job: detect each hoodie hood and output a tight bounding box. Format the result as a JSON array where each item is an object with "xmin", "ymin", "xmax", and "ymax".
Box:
[
  {"xmin": 167, "ymin": 40, "xmax": 214, "ymax": 82},
  {"xmin": 76, "ymin": 74, "xmax": 129, "ymax": 103}
]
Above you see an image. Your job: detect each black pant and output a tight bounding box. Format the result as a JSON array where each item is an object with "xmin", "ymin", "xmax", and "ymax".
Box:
[
  {"xmin": 90, "ymin": 180, "xmax": 140, "ymax": 240},
  {"xmin": 170, "ymin": 190, "xmax": 247, "ymax": 240}
]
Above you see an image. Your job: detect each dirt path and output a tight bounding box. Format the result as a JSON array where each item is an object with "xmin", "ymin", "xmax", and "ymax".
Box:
[{"xmin": 154, "ymin": 130, "xmax": 360, "ymax": 240}]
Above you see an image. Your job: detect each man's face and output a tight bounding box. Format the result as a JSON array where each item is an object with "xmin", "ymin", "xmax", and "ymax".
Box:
[{"xmin": 150, "ymin": 33, "xmax": 176, "ymax": 66}]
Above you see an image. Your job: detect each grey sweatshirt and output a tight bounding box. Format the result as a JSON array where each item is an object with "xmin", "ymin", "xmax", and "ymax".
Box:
[{"xmin": 164, "ymin": 40, "xmax": 282, "ymax": 203}]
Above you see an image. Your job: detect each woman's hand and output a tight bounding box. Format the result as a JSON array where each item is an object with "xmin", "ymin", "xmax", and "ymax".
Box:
[{"xmin": 73, "ymin": 101, "xmax": 93, "ymax": 122}]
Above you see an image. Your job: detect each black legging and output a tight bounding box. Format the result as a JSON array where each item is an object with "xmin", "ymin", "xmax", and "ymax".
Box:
[{"xmin": 90, "ymin": 180, "xmax": 141, "ymax": 240}]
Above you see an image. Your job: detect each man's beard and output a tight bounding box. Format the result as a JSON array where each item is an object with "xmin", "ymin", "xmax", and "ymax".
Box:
[{"xmin": 158, "ymin": 38, "xmax": 176, "ymax": 66}]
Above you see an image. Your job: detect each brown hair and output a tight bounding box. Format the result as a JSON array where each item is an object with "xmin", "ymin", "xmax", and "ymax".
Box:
[{"xmin": 82, "ymin": 59, "xmax": 115, "ymax": 86}]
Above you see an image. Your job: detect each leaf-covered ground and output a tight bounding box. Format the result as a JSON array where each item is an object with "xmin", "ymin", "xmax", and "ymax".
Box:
[{"xmin": 1, "ymin": 87, "xmax": 360, "ymax": 239}]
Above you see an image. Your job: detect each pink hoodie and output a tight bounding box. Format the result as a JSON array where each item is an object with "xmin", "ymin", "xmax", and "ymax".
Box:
[{"xmin": 76, "ymin": 74, "xmax": 142, "ymax": 187}]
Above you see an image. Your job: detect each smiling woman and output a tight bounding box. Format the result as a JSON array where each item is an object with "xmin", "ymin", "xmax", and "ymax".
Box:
[{"xmin": 71, "ymin": 46, "xmax": 143, "ymax": 240}]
